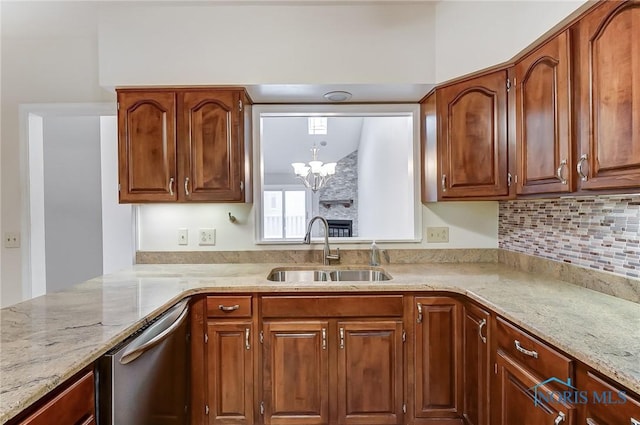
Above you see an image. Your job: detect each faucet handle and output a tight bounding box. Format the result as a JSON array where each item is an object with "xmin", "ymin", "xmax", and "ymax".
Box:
[{"xmin": 326, "ymin": 247, "xmax": 340, "ymax": 261}]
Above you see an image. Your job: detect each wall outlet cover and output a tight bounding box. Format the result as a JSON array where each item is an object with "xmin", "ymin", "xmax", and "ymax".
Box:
[
  {"xmin": 199, "ymin": 229, "xmax": 216, "ymax": 246},
  {"xmin": 4, "ymin": 232, "xmax": 20, "ymax": 249},
  {"xmin": 426, "ymin": 226, "xmax": 449, "ymax": 243}
]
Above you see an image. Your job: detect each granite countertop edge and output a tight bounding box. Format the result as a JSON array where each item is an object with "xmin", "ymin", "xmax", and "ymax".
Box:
[{"xmin": 1, "ymin": 262, "xmax": 639, "ymax": 424}]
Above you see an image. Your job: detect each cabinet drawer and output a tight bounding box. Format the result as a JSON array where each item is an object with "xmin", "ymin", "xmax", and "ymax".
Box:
[
  {"xmin": 496, "ymin": 317, "xmax": 572, "ymax": 382},
  {"xmin": 261, "ymin": 295, "xmax": 403, "ymax": 318},
  {"xmin": 579, "ymin": 368, "xmax": 640, "ymax": 424},
  {"xmin": 207, "ymin": 296, "xmax": 252, "ymax": 317},
  {"xmin": 18, "ymin": 371, "xmax": 95, "ymax": 425}
]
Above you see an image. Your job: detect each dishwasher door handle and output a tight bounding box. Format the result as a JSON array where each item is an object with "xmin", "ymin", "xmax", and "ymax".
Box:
[{"xmin": 120, "ymin": 301, "xmax": 189, "ymax": 365}]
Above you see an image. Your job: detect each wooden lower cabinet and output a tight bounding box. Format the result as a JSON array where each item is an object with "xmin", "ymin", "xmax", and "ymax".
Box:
[
  {"xmin": 413, "ymin": 297, "xmax": 463, "ymax": 423},
  {"xmin": 462, "ymin": 303, "xmax": 490, "ymax": 425},
  {"xmin": 12, "ymin": 370, "xmax": 95, "ymax": 425},
  {"xmin": 262, "ymin": 321, "xmax": 330, "ymax": 425},
  {"xmin": 191, "ymin": 296, "xmax": 255, "ymax": 425},
  {"xmin": 495, "ymin": 351, "xmax": 575, "ymax": 425},
  {"xmin": 337, "ymin": 321, "xmax": 404, "ymax": 425}
]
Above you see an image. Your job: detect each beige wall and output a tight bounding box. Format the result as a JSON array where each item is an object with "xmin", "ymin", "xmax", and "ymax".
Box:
[{"xmin": 1, "ymin": 0, "xmax": 588, "ymax": 307}]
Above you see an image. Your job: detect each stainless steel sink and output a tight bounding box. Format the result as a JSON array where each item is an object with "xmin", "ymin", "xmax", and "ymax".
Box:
[
  {"xmin": 267, "ymin": 269, "xmax": 329, "ymax": 282},
  {"xmin": 329, "ymin": 269, "xmax": 391, "ymax": 281},
  {"xmin": 267, "ymin": 267, "xmax": 391, "ymax": 282}
]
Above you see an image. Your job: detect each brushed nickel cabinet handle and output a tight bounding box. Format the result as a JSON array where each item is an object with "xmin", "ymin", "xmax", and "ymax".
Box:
[
  {"xmin": 322, "ymin": 328, "xmax": 327, "ymax": 350},
  {"xmin": 184, "ymin": 177, "xmax": 190, "ymax": 196},
  {"xmin": 339, "ymin": 327, "xmax": 345, "ymax": 349},
  {"xmin": 515, "ymin": 340, "xmax": 538, "ymax": 358},
  {"xmin": 556, "ymin": 159, "xmax": 568, "ymax": 184},
  {"xmin": 577, "ymin": 154, "xmax": 588, "ymax": 182},
  {"xmin": 631, "ymin": 418, "xmax": 640, "ymax": 425},
  {"xmin": 218, "ymin": 304, "xmax": 239, "ymax": 312},
  {"xmin": 586, "ymin": 418, "xmax": 599, "ymax": 425},
  {"xmin": 554, "ymin": 412, "xmax": 565, "ymax": 425},
  {"xmin": 417, "ymin": 302, "xmax": 423, "ymax": 323},
  {"xmin": 245, "ymin": 328, "xmax": 250, "ymax": 350},
  {"xmin": 478, "ymin": 319, "xmax": 487, "ymax": 344},
  {"xmin": 169, "ymin": 177, "xmax": 175, "ymax": 196},
  {"xmin": 507, "ymin": 172, "xmax": 513, "ymax": 187},
  {"xmin": 441, "ymin": 174, "xmax": 447, "ymax": 192}
]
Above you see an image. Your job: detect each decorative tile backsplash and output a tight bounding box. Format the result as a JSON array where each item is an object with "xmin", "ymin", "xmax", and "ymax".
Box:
[{"xmin": 499, "ymin": 195, "xmax": 640, "ymax": 278}]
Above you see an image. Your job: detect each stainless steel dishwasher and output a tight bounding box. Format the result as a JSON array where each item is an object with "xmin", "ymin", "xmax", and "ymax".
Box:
[{"xmin": 97, "ymin": 299, "xmax": 189, "ymax": 425}]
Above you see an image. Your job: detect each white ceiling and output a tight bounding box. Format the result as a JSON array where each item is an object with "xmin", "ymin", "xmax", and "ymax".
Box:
[{"xmin": 262, "ymin": 116, "xmax": 364, "ymax": 174}]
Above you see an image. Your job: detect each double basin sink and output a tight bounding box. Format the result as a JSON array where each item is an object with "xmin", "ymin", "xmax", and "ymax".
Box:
[{"xmin": 267, "ymin": 266, "xmax": 391, "ymax": 282}]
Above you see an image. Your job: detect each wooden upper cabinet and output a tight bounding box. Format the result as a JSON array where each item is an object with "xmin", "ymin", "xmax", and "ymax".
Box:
[
  {"xmin": 515, "ymin": 30, "xmax": 573, "ymax": 195},
  {"xmin": 574, "ymin": 0, "xmax": 640, "ymax": 190},
  {"xmin": 118, "ymin": 87, "xmax": 250, "ymax": 203},
  {"xmin": 178, "ymin": 91, "xmax": 245, "ymax": 202},
  {"xmin": 438, "ymin": 69, "xmax": 511, "ymax": 199},
  {"xmin": 118, "ymin": 91, "xmax": 178, "ymax": 203}
]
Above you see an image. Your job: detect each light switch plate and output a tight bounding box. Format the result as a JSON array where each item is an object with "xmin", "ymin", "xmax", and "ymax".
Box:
[
  {"xmin": 199, "ymin": 229, "xmax": 216, "ymax": 246},
  {"xmin": 178, "ymin": 229, "xmax": 188, "ymax": 246},
  {"xmin": 426, "ymin": 227, "xmax": 449, "ymax": 243}
]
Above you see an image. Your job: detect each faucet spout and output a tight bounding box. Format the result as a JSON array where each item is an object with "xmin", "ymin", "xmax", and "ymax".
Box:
[{"xmin": 303, "ymin": 216, "xmax": 340, "ymax": 265}]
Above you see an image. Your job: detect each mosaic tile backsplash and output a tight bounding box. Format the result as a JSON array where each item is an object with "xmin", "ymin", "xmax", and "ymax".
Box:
[{"xmin": 499, "ymin": 195, "xmax": 640, "ymax": 278}]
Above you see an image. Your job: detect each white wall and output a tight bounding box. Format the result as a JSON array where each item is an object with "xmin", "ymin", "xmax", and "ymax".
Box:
[
  {"xmin": 98, "ymin": 3, "xmax": 437, "ymax": 86},
  {"xmin": 137, "ymin": 202, "xmax": 498, "ymax": 250},
  {"xmin": 435, "ymin": 0, "xmax": 588, "ymax": 82},
  {"xmin": 1, "ymin": 1, "xmax": 113, "ymax": 306},
  {"xmin": 100, "ymin": 116, "xmax": 134, "ymax": 275},
  {"xmin": 358, "ymin": 117, "xmax": 413, "ymax": 240},
  {"xmin": 44, "ymin": 116, "xmax": 103, "ymax": 293}
]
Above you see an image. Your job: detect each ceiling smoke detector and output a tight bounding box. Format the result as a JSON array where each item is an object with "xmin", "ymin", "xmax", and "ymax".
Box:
[{"xmin": 323, "ymin": 91, "xmax": 352, "ymax": 102}]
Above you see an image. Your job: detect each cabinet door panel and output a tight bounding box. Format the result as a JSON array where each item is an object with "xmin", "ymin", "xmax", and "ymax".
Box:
[
  {"xmin": 414, "ymin": 297, "xmax": 461, "ymax": 419},
  {"xmin": 337, "ymin": 321, "xmax": 403, "ymax": 425},
  {"xmin": 516, "ymin": 31, "xmax": 572, "ymax": 195},
  {"xmin": 263, "ymin": 321, "xmax": 329, "ymax": 425},
  {"xmin": 576, "ymin": 1, "xmax": 640, "ymax": 189},
  {"xmin": 439, "ymin": 70, "xmax": 509, "ymax": 198},
  {"xmin": 180, "ymin": 91, "xmax": 243, "ymax": 201},
  {"xmin": 462, "ymin": 304, "xmax": 490, "ymax": 425},
  {"xmin": 208, "ymin": 322, "xmax": 253, "ymax": 425},
  {"xmin": 495, "ymin": 351, "xmax": 574, "ymax": 425},
  {"xmin": 118, "ymin": 91, "xmax": 177, "ymax": 203}
]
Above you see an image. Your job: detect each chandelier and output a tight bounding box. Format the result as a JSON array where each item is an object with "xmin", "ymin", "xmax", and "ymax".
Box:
[{"xmin": 291, "ymin": 145, "xmax": 337, "ymax": 192}]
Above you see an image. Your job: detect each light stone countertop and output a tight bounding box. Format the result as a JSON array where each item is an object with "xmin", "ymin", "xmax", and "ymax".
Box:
[{"xmin": 1, "ymin": 262, "xmax": 639, "ymax": 424}]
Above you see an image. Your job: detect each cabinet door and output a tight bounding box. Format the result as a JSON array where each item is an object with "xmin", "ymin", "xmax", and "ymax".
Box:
[
  {"xmin": 515, "ymin": 30, "xmax": 573, "ymax": 195},
  {"xmin": 462, "ymin": 303, "xmax": 490, "ymax": 425},
  {"xmin": 495, "ymin": 351, "xmax": 575, "ymax": 425},
  {"xmin": 337, "ymin": 321, "xmax": 403, "ymax": 425},
  {"xmin": 118, "ymin": 91, "xmax": 177, "ymax": 203},
  {"xmin": 414, "ymin": 297, "xmax": 462, "ymax": 420},
  {"xmin": 262, "ymin": 321, "xmax": 329, "ymax": 425},
  {"xmin": 574, "ymin": 1, "xmax": 640, "ymax": 190},
  {"xmin": 438, "ymin": 70, "xmax": 510, "ymax": 199},
  {"xmin": 207, "ymin": 322, "xmax": 253, "ymax": 425},
  {"xmin": 577, "ymin": 367, "xmax": 640, "ymax": 425},
  {"xmin": 179, "ymin": 90, "xmax": 244, "ymax": 201}
]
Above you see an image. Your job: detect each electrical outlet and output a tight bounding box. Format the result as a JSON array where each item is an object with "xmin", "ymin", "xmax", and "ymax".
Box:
[
  {"xmin": 178, "ymin": 229, "xmax": 188, "ymax": 246},
  {"xmin": 199, "ymin": 229, "xmax": 216, "ymax": 246},
  {"xmin": 4, "ymin": 232, "xmax": 20, "ymax": 248},
  {"xmin": 426, "ymin": 226, "xmax": 449, "ymax": 243}
]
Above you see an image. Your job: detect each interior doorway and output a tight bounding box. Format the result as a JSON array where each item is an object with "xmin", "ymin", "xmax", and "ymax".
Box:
[{"xmin": 22, "ymin": 103, "xmax": 134, "ymax": 299}]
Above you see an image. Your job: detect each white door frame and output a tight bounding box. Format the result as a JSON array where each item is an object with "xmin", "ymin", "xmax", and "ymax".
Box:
[{"xmin": 19, "ymin": 103, "xmax": 116, "ymax": 300}]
